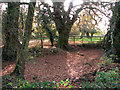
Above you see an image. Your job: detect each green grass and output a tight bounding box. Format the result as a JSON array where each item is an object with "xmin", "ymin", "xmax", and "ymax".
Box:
[{"xmin": 69, "ymin": 37, "xmax": 103, "ymax": 42}]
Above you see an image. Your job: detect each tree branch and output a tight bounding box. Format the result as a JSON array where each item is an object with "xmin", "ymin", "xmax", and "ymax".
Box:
[
  {"xmin": 71, "ymin": 5, "xmax": 85, "ymax": 25},
  {"xmin": 86, "ymin": 6, "xmax": 111, "ymax": 19}
]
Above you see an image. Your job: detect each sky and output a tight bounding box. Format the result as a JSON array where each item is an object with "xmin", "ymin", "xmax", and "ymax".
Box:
[{"xmin": 1, "ymin": 0, "xmax": 111, "ymax": 35}]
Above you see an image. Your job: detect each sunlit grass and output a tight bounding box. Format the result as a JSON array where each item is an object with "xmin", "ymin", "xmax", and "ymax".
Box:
[{"xmin": 69, "ymin": 37, "xmax": 103, "ymax": 42}]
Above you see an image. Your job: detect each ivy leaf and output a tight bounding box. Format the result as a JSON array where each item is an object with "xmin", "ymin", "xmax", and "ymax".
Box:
[{"xmin": 8, "ymin": 82, "xmax": 13, "ymax": 86}]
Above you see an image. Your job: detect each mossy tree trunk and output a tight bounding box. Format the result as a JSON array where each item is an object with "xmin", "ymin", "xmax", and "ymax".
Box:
[
  {"xmin": 104, "ymin": 2, "xmax": 120, "ymax": 63},
  {"xmin": 53, "ymin": 2, "xmax": 75, "ymax": 50},
  {"xmin": 12, "ymin": 2, "xmax": 36, "ymax": 77},
  {"xmin": 56, "ymin": 24, "xmax": 72, "ymax": 50},
  {"xmin": 43, "ymin": 24, "xmax": 54, "ymax": 46},
  {"xmin": 2, "ymin": 2, "xmax": 20, "ymax": 61},
  {"xmin": 112, "ymin": 2, "xmax": 120, "ymax": 61}
]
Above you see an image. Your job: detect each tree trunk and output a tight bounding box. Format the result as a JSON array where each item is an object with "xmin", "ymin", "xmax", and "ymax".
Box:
[
  {"xmin": 112, "ymin": 2, "xmax": 120, "ymax": 61},
  {"xmin": 43, "ymin": 24, "xmax": 54, "ymax": 46},
  {"xmin": 91, "ymin": 33, "xmax": 94, "ymax": 37},
  {"xmin": 103, "ymin": 31, "xmax": 111, "ymax": 53},
  {"xmin": 86, "ymin": 32, "xmax": 90, "ymax": 38},
  {"xmin": 57, "ymin": 25, "xmax": 71, "ymax": 50},
  {"xmin": 104, "ymin": 2, "xmax": 120, "ymax": 63},
  {"xmin": 40, "ymin": 33, "xmax": 43, "ymax": 48},
  {"xmin": 12, "ymin": 2, "xmax": 36, "ymax": 77},
  {"xmin": 80, "ymin": 31, "xmax": 85, "ymax": 39},
  {"xmin": 47, "ymin": 29, "xmax": 54, "ymax": 46},
  {"xmin": 2, "ymin": 2, "xmax": 19, "ymax": 61},
  {"xmin": 54, "ymin": 20, "xmax": 73, "ymax": 50}
]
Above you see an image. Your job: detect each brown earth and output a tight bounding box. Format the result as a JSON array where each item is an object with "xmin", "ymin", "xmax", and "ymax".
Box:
[{"xmin": 1, "ymin": 40, "xmax": 104, "ymax": 87}]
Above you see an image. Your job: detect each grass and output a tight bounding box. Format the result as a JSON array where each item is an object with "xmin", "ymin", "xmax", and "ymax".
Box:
[
  {"xmin": 31, "ymin": 36, "xmax": 103, "ymax": 44},
  {"xmin": 69, "ymin": 37, "xmax": 103, "ymax": 42}
]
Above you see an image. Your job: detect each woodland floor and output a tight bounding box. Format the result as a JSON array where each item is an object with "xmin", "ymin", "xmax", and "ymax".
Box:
[{"xmin": 2, "ymin": 40, "xmax": 105, "ymax": 87}]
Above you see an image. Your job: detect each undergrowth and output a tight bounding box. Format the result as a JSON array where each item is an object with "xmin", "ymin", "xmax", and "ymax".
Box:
[
  {"xmin": 81, "ymin": 68, "xmax": 120, "ymax": 88},
  {"xmin": 2, "ymin": 76, "xmax": 74, "ymax": 89},
  {"xmin": 2, "ymin": 55, "xmax": 120, "ymax": 89}
]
